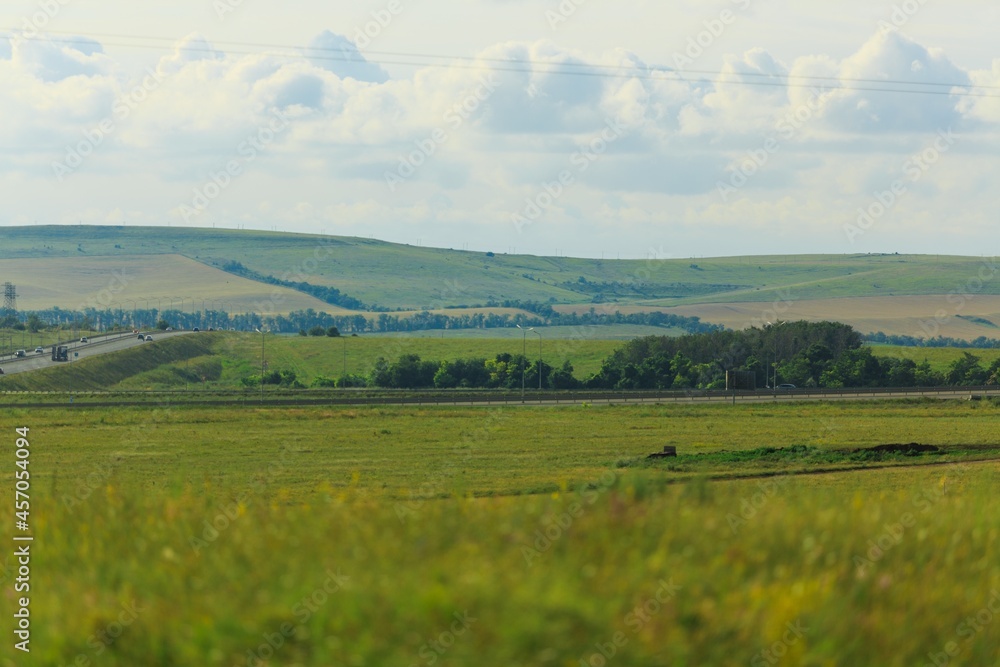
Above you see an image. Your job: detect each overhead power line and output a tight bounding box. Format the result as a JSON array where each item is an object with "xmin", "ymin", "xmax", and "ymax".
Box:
[{"xmin": 4, "ymin": 28, "xmax": 999, "ymax": 98}]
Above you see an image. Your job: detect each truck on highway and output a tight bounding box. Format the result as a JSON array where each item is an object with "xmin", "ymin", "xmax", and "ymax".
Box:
[{"xmin": 51, "ymin": 345, "xmax": 69, "ymax": 362}]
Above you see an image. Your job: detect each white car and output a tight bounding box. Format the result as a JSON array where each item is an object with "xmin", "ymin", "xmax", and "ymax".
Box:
[{"xmin": 34, "ymin": 347, "xmax": 44, "ymax": 354}]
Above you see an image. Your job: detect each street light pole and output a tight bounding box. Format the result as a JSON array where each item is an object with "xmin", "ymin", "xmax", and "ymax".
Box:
[
  {"xmin": 516, "ymin": 324, "xmax": 527, "ymax": 402},
  {"xmin": 256, "ymin": 328, "xmax": 266, "ymax": 402},
  {"xmin": 766, "ymin": 320, "xmax": 784, "ymax": 390},
  {"xmin": 531, "ymin": 329, "xmax": 542, "ymax": 390}
]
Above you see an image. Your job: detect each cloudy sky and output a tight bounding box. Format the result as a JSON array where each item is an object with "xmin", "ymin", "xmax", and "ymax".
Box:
[{"xmin": 1, "ymin": 0, "xmax": 997, "ymax": 259}]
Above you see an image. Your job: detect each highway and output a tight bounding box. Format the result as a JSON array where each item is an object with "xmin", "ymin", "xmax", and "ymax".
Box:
[
  {"xmin": 1, "ymin": 385, "xmax": 998, "ymax": 409},
  {"xmin": 0, "ymin": 331, "xmax": 997, "ymax": 407},
  {"xmin": 0, "ymin": 330, "xmax": 193, "ymax": 376}
]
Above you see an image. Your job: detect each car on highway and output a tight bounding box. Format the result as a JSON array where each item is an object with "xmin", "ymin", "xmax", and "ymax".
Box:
[
  {"xmin": 0, "ymin": 368, "xmax": 4, "ymax": 374},
  {"xmin": 777, "ymin": 384, "xmax": 797, "ymax": 390},
  {"xmin": 137, "ymin": 334, "xmax": 145, "ymax": 340},
  {"xmin": 80, "ymin": 337, "xmax": 89, "ymax": 343},
  {"xmin": 15, "ymin": 350, "xmax": 26, "ymax": 358},
  {"xmin": 193, "ymin": 327, "xmax": 199, "ymax": 332},
  {"xmin": 145, "ymin": 335, "xmax": 153, "ymax": 341},
  {"xmin": 34, "ymin": 347, "xmax": 44, "ymax": 354}
]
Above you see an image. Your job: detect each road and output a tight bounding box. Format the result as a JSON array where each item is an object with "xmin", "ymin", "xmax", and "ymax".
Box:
[
  {"xmin": 0, "ymin": 330, "xmax": 193, "ymax": 376},
  {"xmin": 0, "ymin": 332, "xmax": 996, "ymax": 407},
  {"xmin": 2, "ymin": 385, "xmax": 998, "ymax": 410}
]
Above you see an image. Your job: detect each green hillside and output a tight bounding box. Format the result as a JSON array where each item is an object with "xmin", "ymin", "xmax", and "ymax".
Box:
[
  {"xmin": 0, "ymin": 332, "xmax": 623, "ymax": 391},
  {"xmin": 2, "ymin": 225, "xmax": 996, "ymax": 311}
]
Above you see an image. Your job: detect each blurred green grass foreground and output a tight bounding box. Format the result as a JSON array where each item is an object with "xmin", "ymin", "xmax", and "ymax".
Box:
[{"xmin": 3, "ymin": 402, "xmax": 1000, "ymax": 666}]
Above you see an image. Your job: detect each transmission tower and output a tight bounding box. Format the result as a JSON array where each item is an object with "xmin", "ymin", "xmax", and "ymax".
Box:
[{"xmin": 2, "ymin": 282, "xmax": 16, "ymax": 315}]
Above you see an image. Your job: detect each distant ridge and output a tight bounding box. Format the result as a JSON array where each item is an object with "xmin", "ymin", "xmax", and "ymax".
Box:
[{"xmin": 1, "ymin": 225, "xmax": 997, "ymax": 339}]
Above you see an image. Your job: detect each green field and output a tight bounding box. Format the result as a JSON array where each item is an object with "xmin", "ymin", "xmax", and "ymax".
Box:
[
  {"xmin": 4, "ymin": 331, "xmax": 1000, "ymax": 393},
  {"xmin": 3, "ymin": 225, "xmax": 999, "ymax": 312},
  {"xmin": 873, "ymin": 344, "xmax": 1000, "ymax": 373},
  {"xmin": 0, "ymin": 332, "xmax": 626, "ymax": 391},
  {"xmin": 4, "ymin": 400, "xmax": 1000, "ymax": 666},
  {"xmin": 363, "ymin": 324, "xmax": 688, "ymax": 340},
  {"xmin": 14, "ymin": 400, "xmax": 1000, "ymax": 499}
]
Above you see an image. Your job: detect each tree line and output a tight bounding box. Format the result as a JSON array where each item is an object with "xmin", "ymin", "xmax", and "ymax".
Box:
[
  {"xmin": 14, "ymin": 305, "xmax": 718, "ymax": 337},
  {"xmin": 298, "ymin": 321, "xmax": 1000, "ymax": 390}
]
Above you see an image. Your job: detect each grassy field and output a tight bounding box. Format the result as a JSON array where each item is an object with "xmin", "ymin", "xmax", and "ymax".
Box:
[
  {"xmin": 0, "ymin": 253, "xmax": 337, "ymax": 315},
  {"xmin": 363, "ymin": 324, "xmax": 687, "ymax": 340},
  {"xmin": 11, "ymin": 400, "xmax": 1000, "ymax": 499},
  {"xmin": 591, "ymin": 295, "xmax": 1000, "ymax": 340},
  {"xmin": 0, "ymin": 332, "xmax": 626, "ymax": 391},
  {"xmin": 873, "ymin": 345, "xmax": 1000, "ymax": 372},
  {"xmin": 3, "ymin": 331, "xmax": 999, "ymax": 392},
  {"xmin": 3, "ymin": 226, "xmax": 999, "ymax": 320},
  {"xmin": 3, "ymin": 400, "xmax": 1000, "ymax": 665}
]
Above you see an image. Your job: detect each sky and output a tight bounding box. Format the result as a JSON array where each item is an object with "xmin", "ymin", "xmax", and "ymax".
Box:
[{"xmin": 0, "ymin": 0, "xmax": 998, "ymax": 259}]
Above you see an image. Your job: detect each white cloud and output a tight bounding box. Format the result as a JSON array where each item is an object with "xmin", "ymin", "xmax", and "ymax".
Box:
[
  {"xmin": 817, "ymin": 31, "xmax": 969, "ymax": 133},
  {"xmin": 304, "ymin": 30, "xmax": 388, "ymax": 83},
  {"xmin": 0, "ymin": 21, "xmax": 998, "ymax": 257}
]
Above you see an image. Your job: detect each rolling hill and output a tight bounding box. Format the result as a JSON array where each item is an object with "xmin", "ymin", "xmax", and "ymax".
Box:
[{"xmin": 0, "ymin": 225, "xmax": 997, "ymax": 338}]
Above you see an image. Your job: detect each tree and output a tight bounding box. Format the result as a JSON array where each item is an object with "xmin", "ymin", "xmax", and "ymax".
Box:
[
  {"xmin": 307, "ymin": 325, "xmax": 326, "ymax": 336},
  {"xmin": 156, "ymin": 319, "xmax": 170, "ymax": 331},
  {"xmin": 947, "ymin": 352, "xmax": 988, "ymax": 385},
  {"xmin": 549, "ymin": 361, "xmax": 580, "ymax": 389},
  {"xmin": 327, "ymin": 326, "xmax": 341, "ymax": 337}
]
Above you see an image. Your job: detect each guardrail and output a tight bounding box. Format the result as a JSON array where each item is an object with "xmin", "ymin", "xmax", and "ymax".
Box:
[{"xmin": 0, "ymin": 385, "xmax": 998, "ymax": 409}]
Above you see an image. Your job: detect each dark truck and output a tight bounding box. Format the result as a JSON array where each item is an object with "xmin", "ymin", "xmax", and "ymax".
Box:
[{"xmin": 51, "ymin": 346, "xmax": 69, "ymax": 362}]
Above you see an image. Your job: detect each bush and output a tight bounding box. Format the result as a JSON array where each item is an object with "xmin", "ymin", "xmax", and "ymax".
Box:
[{"xmin": 336, "ymin": 374, "xmax": 368, "ymax": 388}]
